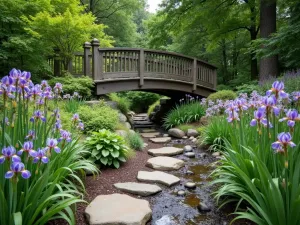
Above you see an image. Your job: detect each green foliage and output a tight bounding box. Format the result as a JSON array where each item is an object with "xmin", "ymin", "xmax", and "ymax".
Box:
[
  {"xmin": 126, "ymin": 132, "xmax": 144, "ymax": 151},
  {"xmin": 176, "ymin": 124, "xmax": 196, "ymax": 133},
  {"xmin": 201, "ymin": 116, "xmax": 232, "ymax": 151},
  {"xmin": 163, "ymin": 102, "xmax": 205, "ymax": 129},
  {"xmin": 85, "ymin": 129, "xmax": 130, "ymax": 168},
  {"xmin": 217, "ymin": 84, "xmax": 232, "ymax": 91},
  {"xmin": 48, "ymin": 73, "xmax": 94, "ymax": 98},
  {"xmin": 207, "ymin": 90, "xmax": 237, "ymax": 102},
  {"xmin": 235, "ymin": 83, "xmax": 259, "ymax": 95},
  {"xmin": 117, "ymin": 91, "xmax": 161, "ymax": 113},
  {"xmin": 148, "ymin": 99, "xmax": 160, "ymax": 116},
  {"xmin": 78, "ymin": 104, "xmax": 119, "ymax": 133},
  {"xmin": 108, "ymin": 93, "xmax": 131, "ymax": 115}
]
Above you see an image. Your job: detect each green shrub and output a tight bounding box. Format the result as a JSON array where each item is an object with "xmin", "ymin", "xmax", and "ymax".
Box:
[
  {"xmin": 235, "ymin": 83, "xmax": 259, "ymax": 95},
  {"xmin": 201, "ymin": 116, "xmax": 232, "ymax": 151},
  {"xmin": 78, "ymin": 104, "xmax": 119, "ymax": 132},
  {"xmin": 85, "ymin": 129, "xmax": 130, "ymax": 168},
  {"xmin": 216, "ymin": 84, "xmax": 232, "ymax": 90},
  {"xmin": 48, "ymin": 73, "xmax": 94, "ymax": 98},
  {"xmin": 108, "ymin": 93, "xmax": 131, "ymax": 115},
  {"xmin": 118, "ymin": 91, "xmax": 161, "ymax": 112},
  {"xmin": 126, "ymin": 132, "xmax": 144, "ymax": 151},
  {"xmin": 163, "ymin": 102, "xmax": 205, "ymax": 129},
  {"xmin": 148, "ymin": 99, "xmax": 160, "ymax": 115},
  {"xmin": 207, "ymin": 90, "xmax": 237, "ymax": 102}
]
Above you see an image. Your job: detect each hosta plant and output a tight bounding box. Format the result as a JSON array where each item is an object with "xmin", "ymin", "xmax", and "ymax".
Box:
[
  {"xmin": 85, "ymin": 129, "xmax": 130, "ymax": 168},
  {"xmin": 0, "ymin": 69, "xmax": 98, "ymax": 225}
]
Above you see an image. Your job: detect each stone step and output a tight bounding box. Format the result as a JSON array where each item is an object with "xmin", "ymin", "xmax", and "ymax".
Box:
[
  {"xmin": 137, "ymin": 171, "xmax": 180, "ymax": 187},
  {"xmin": 150, "ymin": 137, "xmax": 171, "ymax": 143},
  {"xmin": 133, "ymin": 121, "xmax": 154, "ymax": 125},
  {"xmin": 135, "ymin": 113, "xmax": 148, "ymax": 117},
  {"xmin": 85, "ymin": 194, "xmax": 152, "ymax": 225},
  {"xmin": 141, "ymin": 128, "xmax": 157, "ymax": 133},
  {"xmin": 140, "ymin": 132, "xmax": 160, "ymax": 138},
  {"xmin": 148, "ymin": 147, "xmax": 183, "ymax": 156},
  {"xmin": 133, "ymin": 124, "xmax": 156, "ymax": 128},
  {"xmin": 146, "ymin": 156, "xmax": 185, "ymax": 171},
  {"xmin": 113, "ymin": 182, "xmax": 162, "ymax": 196}
]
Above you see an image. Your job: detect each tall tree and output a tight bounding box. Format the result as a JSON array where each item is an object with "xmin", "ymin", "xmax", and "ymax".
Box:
[{"xmin": 259, "ymin": 0, "xmax": 278, "ymax": 79}]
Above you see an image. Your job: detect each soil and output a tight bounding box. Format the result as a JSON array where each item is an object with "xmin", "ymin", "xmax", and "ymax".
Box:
[{"xmin": 49, "ymin": 128, "xmax": 255, "ymax": 225}]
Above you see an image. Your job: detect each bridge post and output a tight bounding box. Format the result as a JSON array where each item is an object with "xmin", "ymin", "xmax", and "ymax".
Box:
[
  {"xmin": 91, "ymin": 38, "xmax": 102, "ymax": 80},
  {"xmin": 83, "ymin": 42, "xmax": 91, "ymax": 76},
  {"xmin": 139, "ymin": 49, "xmax": 145, "ymax": 86},
  {"xmin": 192, "ymin": 58, "xmax": 197, "ymax": 91}
]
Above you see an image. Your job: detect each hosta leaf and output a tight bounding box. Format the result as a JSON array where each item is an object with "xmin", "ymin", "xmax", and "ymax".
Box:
[
  {"xmin": 113, "ymin": 160, "xmax": 120, "ymax": 168},
  {"xmin": 111, "ymin": 151, "xmax": 120, "ymax": 158},
  {"xmin": 100, "ymin": 157, "xmax": 108, "ymax": 165},
  {"xmin": 118, "ymin": 156, "xmax": 126, "ymax": 162},
  {"xmin": 112, "ymin": 139, "xmax": 118, "ymax": 142},
  {"xmin": 108, "ymin": 159, "xmax": 112, "ymax": 166},
  {"xmin": 104, "ymin": 139, "xmax": 110, "ymax": 144},
  {"xmin": 92, "ymin": 149, "xmax": 98, "ymax": 156},
  {"xmin": 113, "ymin": 145, "xmax": 120, "ymax": 150},
  {"xmin": 102, "ymin": 150, "xmax": 109, "ymax": 157},
  {"xmin": 96, "ymin": 144, "xmax": 103, "ymax": 150}
]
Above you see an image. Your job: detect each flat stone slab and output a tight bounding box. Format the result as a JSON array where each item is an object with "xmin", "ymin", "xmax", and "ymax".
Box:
[
  {"xmin": 85, "ymin": 193, "xmax": 151, "ymax": 225},
  {"xmin": 146, "ymin": 156, "xmax": 185, "ymax": 171},
  {"xmin": 135, "ymin": 113, "xmax": 148, "ymax": 117},
  {"xmin": 114, "ymin": 182, "xmax": 162, "ymax": 196},
  {"xmin": 137, "ymin": 171, "xmax": 180, "ymax": 187},
  {"xmin": 141, "ymin": 132, "xmax": 160, "ymax": 138},
  {"xmin": 133, "ymin": 117, "xmax": 148, "ymax": 121},
  {"xmin": 141, "ymin": 129, "xmax": 157, "ymax": 133},
  {"xmin": 134, "ymin": 121, "xmax": 153, "ymax": 125},
  {"xmin": 150, "ymin": 137, "xmax": 172, "ymax": 143},
  {"xmin": 148, "ymin": 147, "xmax": 183, "ymax": 156}
]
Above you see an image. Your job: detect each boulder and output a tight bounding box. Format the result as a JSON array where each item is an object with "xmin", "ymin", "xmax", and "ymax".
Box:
[
  {"xmin": 105, "ymin": 101, "xmax": 118, "ymax": 110},
  {"xmin": 146, "ymin": 156, "xmax": 184, "ymax": 171},
  {"xmin": 184, "ymin": 145, "xmax": 193, "ymax": 152},
  {"xmin": 113, "ymin": 182, "xmax": 162, "ymax": 196},
  {"xmin": 137, "ymin": 171, "xmax": 180, "ymax": 187},
  {"xmin": 85, "ymin": 194, "xmax": 151, "ymax": 225},
  {"xmin": 124, "ymin": 122, "xmax": 132, "ymax": 129},
  {"xmin": 184, "ymin": 152, "xmax": 196, "ymax": 158},
  {"xmin": 155, "ymin": 215, "xmax": 177, "ymax": 225},
  {"xmin": 119, "ymin": 113, "xmax": 127, "ymax": 122},
  {"xmin": 148, "ymin": 147, "xmax": 183, "ymax": 156},
  {"xmin": 200, "ymin": 116, "xmax": 209, "ymax": 126},
  {"xmin": 184, "ymin": 182, "xmax": 196, "ymax": 189},
  {"xmin": 168, "ymin": 128, "xmax": 185, "ymax": 138},
  {"xmin": 187, "ymin": 129, "xmax": 199, "ymax": 137},
  {"xmin": 115, "ymin": 130, "xmax": 127, "ymax": 137}
]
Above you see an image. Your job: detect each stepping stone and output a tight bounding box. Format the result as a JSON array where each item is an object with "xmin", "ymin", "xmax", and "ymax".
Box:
[
  {"xmin": 113, "ymin": 182, "xmax": 162, "ymax": 196},
  {"xmin": 184, "ymin": 182, "xmax": 196, "ymax": 189},
  {"xmin": 137, "ymin": 171, "xmax": 180, "ymax": 187},
  {"xmin": 150, "ymin": 137, "xmax": 171, "ymax": 143},
  {"xmin": 85, "ymin": 194, "xmax": 151, "ymax": 225},
  {"xmin": 133, "ymin": 117, "xmax": 148, "ymax": 121},
  {"xmin": 146, "ymin": 156, "xmax": 184, "ymax": 171},
  {"xmin": 141, "ymin": 132, "xmax": 160, "ymax": 138},
  {"xmin": 184, "ymin": 145, "xmax": 193, "ymax": 152},
  {"xmin": 136, "ymin": 113, "xmax": 148, "ymax": 117},
  {"xmin": 141, "ymin": 128, "xmax": 157, "ymax": 133},
  {"xmin": 177, "ymin": 190, "xmax": 186, "ymax": 196},
  {"xmin": 184, "ymin": 152, "xmax": 196, "ymax": 158},
  {"xmin": 148, "ymin": 147, "xmax": 183, "ymax": 156}
]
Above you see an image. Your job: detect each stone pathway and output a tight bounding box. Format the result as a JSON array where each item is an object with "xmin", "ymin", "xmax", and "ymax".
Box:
[{"xmin": 84, "ymin": 113, "xmax": 211, "ymax": 225}]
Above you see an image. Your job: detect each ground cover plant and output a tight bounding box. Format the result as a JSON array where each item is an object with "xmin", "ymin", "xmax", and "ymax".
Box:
[
  {"xmin": 108, "ymin": 93, "xmax": 131, "ymax": 115},
  {"xmin": 0, "ymin": 69, "xmax": 97, "ymax": 225},
  {"xmin": 163, "ymin": 95, "xmax": 205, "ymax": 129},
  {"xmin": 126, "ymin": 132, "xmax": 144, "ymax": 151},
  {"xmin": 85, "ymin": 129, "xmax": 131, "ymax": 169},
  {"xmin": 203, "ymin": 81, "xmax": 300, "ymax": 225}
]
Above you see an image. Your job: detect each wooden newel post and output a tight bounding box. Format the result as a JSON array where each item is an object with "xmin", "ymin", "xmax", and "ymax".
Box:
[
  {"xmin": 91, "ymin": 38, "xmax": 101, "ymax": 80},
  {"xmin": 139, "ymin": 49, "xmax": 145, "ymax": 87},
  {"xmin": 83, "ymin": 42, "xmax": 91, "ymax": 76},
  {"xmin": 192, "ymin": 58, "xmax": 197, "ymax": 91}
]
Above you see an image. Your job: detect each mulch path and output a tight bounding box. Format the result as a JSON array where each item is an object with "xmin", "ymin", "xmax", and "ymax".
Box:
[{"xmin": 49, "ymin": 138, "xmax": 159, "ymax": 225}]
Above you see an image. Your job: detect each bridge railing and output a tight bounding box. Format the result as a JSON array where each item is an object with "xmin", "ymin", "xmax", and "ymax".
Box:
[{"xmin": 49, "ymin": 39, "xmax": 217, "ymax": 90}]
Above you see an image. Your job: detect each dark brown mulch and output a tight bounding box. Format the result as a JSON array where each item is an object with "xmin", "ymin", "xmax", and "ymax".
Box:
[{"xmin": 49, "ymin": 138, "xmax": 159, "ymax": 225}]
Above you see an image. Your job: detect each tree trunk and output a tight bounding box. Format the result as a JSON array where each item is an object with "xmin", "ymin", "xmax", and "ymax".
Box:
[
  {"xmin": 250, "ymin": 1, "xmax": 259, "ymax": 80},
  {"xmin": 259, "ymin": 0, "xmax": 278, "ymax": 80}
]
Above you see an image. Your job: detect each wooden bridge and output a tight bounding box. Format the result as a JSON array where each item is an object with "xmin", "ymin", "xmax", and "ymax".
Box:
[{"xmin": 50, "ymin": 39, "xmax": 217, "ymax": 97}]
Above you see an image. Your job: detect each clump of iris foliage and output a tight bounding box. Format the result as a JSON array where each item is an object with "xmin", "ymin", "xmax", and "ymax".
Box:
[
  {"xmin": 0, "ymin": 69, "xmax": 98, "ymax": 225},
  {"xmin": 163, "ymin": 95, "xmax": 205, "ymax": 129},
  {"xmin": 202, "ymin": 81, "xmax": 300, "ymax": 225}
]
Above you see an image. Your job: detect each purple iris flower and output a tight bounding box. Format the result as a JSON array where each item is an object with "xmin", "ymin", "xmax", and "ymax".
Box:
[
  {"xmin": 42, "ymin": 86, "xmax": 53, "ymax": 99},
  {"xmin": 72, "ymin": 113, "xmax": 80, "ymax": 122},
  {"xmin": 54, "ymin": 83, "xmax": 63, "ymax": 94},
  {"xmin": 279, "ymin": 109, "xmax": 300, "ymax": 127},
  {"xmin": 235, "ymin": 98, "xmax": 248, "ymax": 111},
  {"xmin": 63, "ymin": 94, "xmax": 71, "ymax": 99},
  {"xmin": 30, "ymin": 110, "xmax": 46, "ymax": 122},
  {"xmin": 29, "ymin": 84, "xmax": 42, "ymax": 99},
  {"xmin": 266, "ymin": 81, "xmax": 289, "ymax": 99},
  {"xmin": 9, "ymin": 68, "xmax": 22, "ymax": 82},
  {"xmin": 41, "ymin": 80, "xmax": 48, "ymax": 88},
  {"xmin": 227, "ymin": 111, "xmax": 240, "ymax": 123},
  {"xmin": 58, "ymin": 130, "xmax": 72, "ymax": 143},
  {"xmin": 77, "ymin": 122, "xmax": 84, "ymax": 130},
  {"xmin": 26, "ymin": 130, "xmax": 36, "ymax": 140},
  {"xmin": 271, "ymin": 132, "xmax": 296, "ymax": 153},
  {"xmin": 250, "ymin": 107, "xmax": 266, "ymax": 126},
  {"xmin": 21, "ymin": 71, "xmax": 31, "ymax": 80},
  {"xmin": 46, "ymin": 138, "xmax": 60, "ymax": 153},
  {"xmin": 0, "ymin": 146, "xmax": 21, "ymax": 164},
  {"xmin": 292, "ymin": 92, "xmax": 300, "ymax": 102},
  {"xmin": 262, "ymin": 95, "xmax": 280, "ymax": 116},
  {"xmin": 54, "ymin": 120, "xmax": 62, "ymax": 131},
  {"xmin": 18, "ymin": 78, "xmax": 30, "ymax": 93},
  {"xmin": 1, "ymin": 75, "xmax": 14, "ymax": 86},
  {"xmin": 29, "ymin": 148, "xmax": 49, "ymax": 164},
  {"xmin": 5, "ymin": 162, "xmax": 31, "ymax": 179},
  {"xmin": 18, "ymin": 141, "xmax": 35, "ymax": 156}
]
